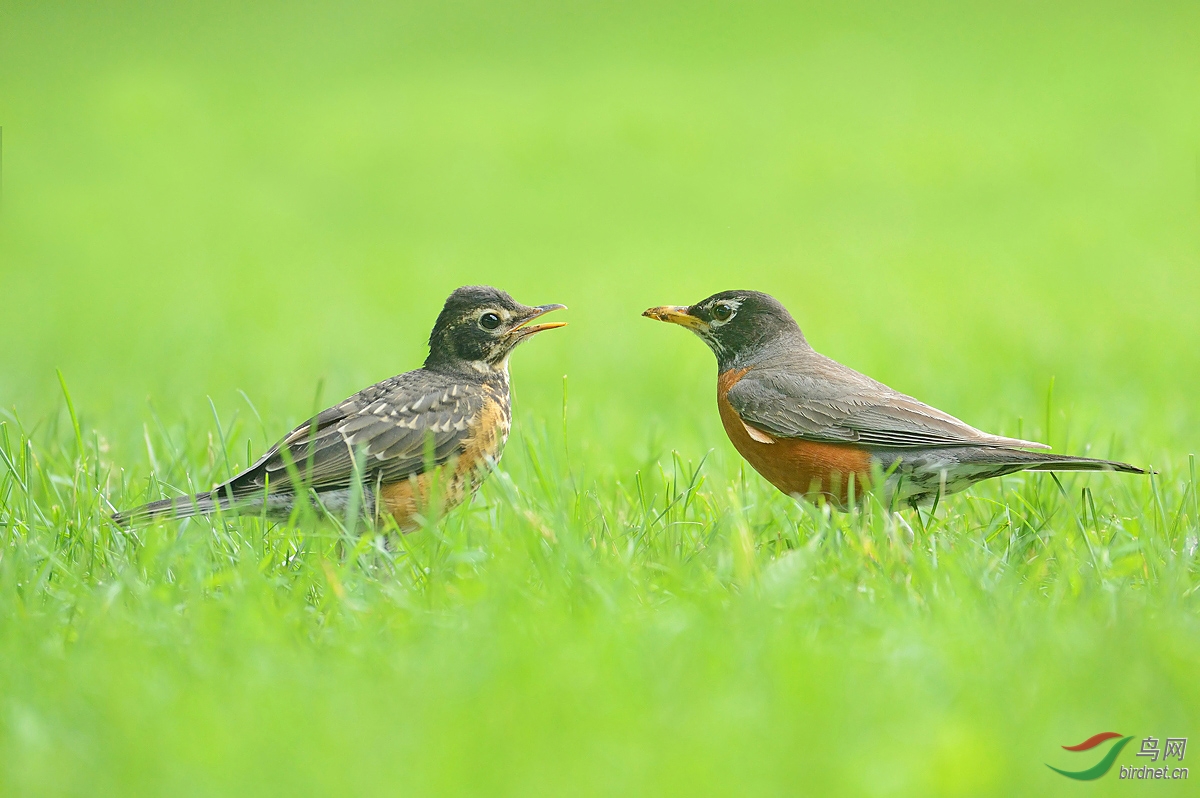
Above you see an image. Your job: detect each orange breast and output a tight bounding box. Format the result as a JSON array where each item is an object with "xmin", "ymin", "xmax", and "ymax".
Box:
[
  {"xmin": 378, "ymin": 460, "xmax": 477, "ymax": 532},
  {"xmin": 378, "ymin": 474, "xmax": 432, "ymax": 531},
  {"xmin": 378, "ymin": 391, "xmax": 509, "ymax": 531},
  {"xmin": 716, "ymin": 368, "xmax": 872, "ymax": 508}
]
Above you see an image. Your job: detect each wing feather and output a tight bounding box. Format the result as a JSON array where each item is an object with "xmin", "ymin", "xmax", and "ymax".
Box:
[
  {"xmin": 215, "ymin": 371, "xmax": 488, "ymax": 500},
  {"xmin": 726, "ymin": 364, "xmax": 1047, "ymax": 450}
]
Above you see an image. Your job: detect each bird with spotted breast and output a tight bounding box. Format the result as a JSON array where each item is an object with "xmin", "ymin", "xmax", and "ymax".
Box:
[
  {"xmin": 644, "ymin": 290, "xmax": 1143, "ymax": 509},
  {"xmin": 115, "ymin": 286, "xmax": 566, "ymax": 529}
]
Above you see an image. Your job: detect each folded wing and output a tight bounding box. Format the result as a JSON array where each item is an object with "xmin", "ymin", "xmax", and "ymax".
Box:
[
  {"xmin": 216, "ymin": 372, "xmax": 485, "ymax": 501},
  {"xmin": 726, "ymin": 360, "xmax": 1048, "ymax": 450}
]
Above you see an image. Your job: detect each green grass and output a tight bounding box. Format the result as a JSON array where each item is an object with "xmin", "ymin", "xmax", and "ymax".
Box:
[{"xmin": 2, "ymin": 0, "xmax": 1199, "ymax": 795}]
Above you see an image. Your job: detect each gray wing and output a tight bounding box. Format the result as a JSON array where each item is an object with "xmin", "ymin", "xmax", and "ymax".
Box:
[
  {"xmin": 726, "ymin": 357, "xmax": 1048, "ymax": 450},
  {"xmin": 217, "ymin": 371, "xmax": 487, "ymax": 500}
]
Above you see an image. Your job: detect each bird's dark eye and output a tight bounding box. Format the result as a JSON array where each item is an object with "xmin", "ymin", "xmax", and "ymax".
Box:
[
  {"xmin": 712, "ymin": 303, "xmax": 733, "ymax": 321},
  {"xmin": 479, "ymin": 312, "xmax": 502, "ymax": 330}
]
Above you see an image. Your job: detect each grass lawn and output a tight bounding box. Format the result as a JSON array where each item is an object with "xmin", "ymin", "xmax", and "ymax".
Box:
[{"xmin": 2, "ymin": 1, "xmax": 1198, "ymax": 794}]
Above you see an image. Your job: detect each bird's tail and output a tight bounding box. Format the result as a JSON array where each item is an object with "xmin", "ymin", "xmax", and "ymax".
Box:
[
  {"xmin": 992, "ymin": 450, "xmax": 1145, "ymax": 475},
  {"xmin": 112, "ymin": 491, "xmax": 225, "ymax": 527}
]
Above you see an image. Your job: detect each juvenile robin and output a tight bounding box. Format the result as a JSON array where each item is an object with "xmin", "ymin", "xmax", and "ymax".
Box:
[
  {"xmin": 115, "ymin": 286, "xmax": 566, "ymax": 529},
  {"xmin": 644, "ymin": 290, "xmax": 1143, "ymax": 509}
]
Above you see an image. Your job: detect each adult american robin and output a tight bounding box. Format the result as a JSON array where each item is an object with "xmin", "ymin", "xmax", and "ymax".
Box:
[
  {"xmin": 644, "ymin": 290, "xmax": 1143, "ymax": 509},
  {"xmin": 115, "ymin": 286, "xmax": 566, "ymax": 529}
]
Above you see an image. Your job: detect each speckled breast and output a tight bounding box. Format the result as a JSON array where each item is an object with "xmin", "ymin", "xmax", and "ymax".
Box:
[
  {"xmin": 377, "ymin": 382, "xmax": 511, "ymax": 531},
  {"xmin": 453, "ymin": 384, "xmax": 512, "ymax": 497}
]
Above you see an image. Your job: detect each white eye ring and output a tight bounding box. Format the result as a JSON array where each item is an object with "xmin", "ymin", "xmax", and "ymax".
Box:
[
  {"xmin": 479, "ymin": 311, "xmax": 502, "ymax": 330},
  {"xmin": 708, "ymin": 299, "xmax": 744, "ymax": 326}
]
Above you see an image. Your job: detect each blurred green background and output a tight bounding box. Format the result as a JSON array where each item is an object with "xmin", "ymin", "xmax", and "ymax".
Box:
[
  {"xmin": 4, "ymin": 0, "xmax": 1198, "ymax": 457},
  {"xmin": 1, "ymin": 1, "xmax": 1198, "ymax": 795}
]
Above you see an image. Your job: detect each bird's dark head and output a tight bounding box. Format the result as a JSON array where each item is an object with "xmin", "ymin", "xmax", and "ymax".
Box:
[
  {"xmin": 643, "ymin": 290, "xmax": 806, "ymax": 369},
  {"xmin": 425, "ymin": 285, "xmax": 566, "ymax": 377}
]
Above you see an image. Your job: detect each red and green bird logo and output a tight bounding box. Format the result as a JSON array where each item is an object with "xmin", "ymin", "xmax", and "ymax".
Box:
[{"xmin": 1047, "ymin": 733, "xmax": 1133, "ymax": 780}]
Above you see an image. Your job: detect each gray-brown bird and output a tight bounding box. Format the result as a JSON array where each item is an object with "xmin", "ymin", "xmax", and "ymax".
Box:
[
  {"xmin": 644, "ymin": 290, "xmax": 1142, "ymax": 509},
  {"xmin": 116, "ymin": 286, "xmax": 566, "ymax": 529}
]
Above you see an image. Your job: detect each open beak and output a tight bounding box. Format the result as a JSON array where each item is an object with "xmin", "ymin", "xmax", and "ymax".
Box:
[
  {"xmin": 511, "ymin": 304, "xmax": 568, "ymax": 339},
  {"xmin": 642, "ymin": 305, "xmax": 708, "ymax": 331}
]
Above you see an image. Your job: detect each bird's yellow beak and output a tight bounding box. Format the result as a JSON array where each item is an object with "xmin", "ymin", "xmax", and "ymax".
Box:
[
  {"xmin": 512, "ymin": 304, "xmax": 568, "ymax": 338},
  {"xmin": 642, "ymin": 305, "xmax": 708, "ymax": 331}
]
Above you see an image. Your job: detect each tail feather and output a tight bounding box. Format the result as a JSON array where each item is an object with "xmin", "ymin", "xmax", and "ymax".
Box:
[
  {"xmin": 891, "ymin": 447, "xmax": 1145, "ymax": 508},
  {"xmin": 1018, "ymin": 452, "xmax": 1144, "ymax": 475},
  {"xmin": 112, "ymin": 491, "xmax": 222, "ymax": 526},
  {"xmin": 933, "ymin": 446, "xmax": 1145, "ymax": 476}
]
